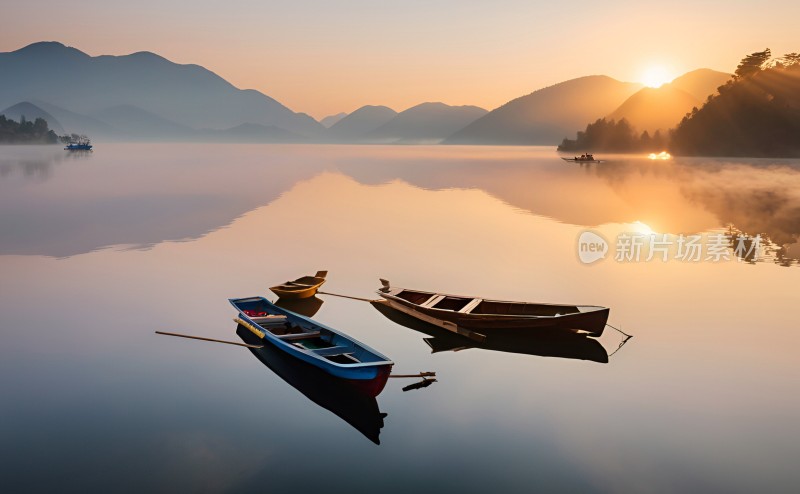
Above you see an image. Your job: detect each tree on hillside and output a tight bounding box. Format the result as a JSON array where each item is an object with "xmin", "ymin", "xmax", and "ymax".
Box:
[
  {"xmin": 0, "ymin": 115, "xmax": 59, "ymax": 144},
  {"xmin": 558, "ymin": 118, "xmax": 665, "ymax": 152},
  {"xmin": 735, "ymin": 49, "xmax": 771, "ymax": 78},
  {"xmin": 671, "ymin": 48, "xmax": 800, "ymax": 157},
  {"xmin": 780, "ymin": 53, "xmax": 800, "ymax": 67}
]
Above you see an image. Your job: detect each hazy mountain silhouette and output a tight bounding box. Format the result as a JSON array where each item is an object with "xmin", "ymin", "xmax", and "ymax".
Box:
[
  {"xmin": 607, "ymin": 86, "xmax": 700, "ymax": 133},
  {"xmin": 607, "ymin": 69, "xmax": 731, "ymax": 133},
  {"xmin": 669, "ymin": 69, "xmax": 732, "ymax": 102},
  {"xmin": 444, "ymin": 76, "xmax": 641, "ymax": 145},
  {"xmin": 31, "ymin": 100, "xmax": 114, "ymax": 136},
  {"xmin": 90, "ymin": 105, "xmax": 194, "ymax": 140},
  {"xmin": 320, "ymin": 112, "xmax": 347, "ymax": 128},
  {"xmin": 1, "ymin": 102, "xmax": 65, "ymax": 134},
  {"xmin": 0, "ymin": 42, "xmax": 323, "ymax": 138},
  {"xmin": 204, "ymin": 122, "xmax": 304, "ymax": 142},
  {"xmin": 366, "ymin": 102, "xmax": 487, "ymax": 143},
  {"xmin": 326, "ymin": 105, "xmax": 397, "ymax": 141}
]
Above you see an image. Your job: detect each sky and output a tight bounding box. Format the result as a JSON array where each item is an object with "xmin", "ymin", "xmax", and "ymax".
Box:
[{"xmin": 2, "ymin": 0, "xmax": 799, "ymax": 119}]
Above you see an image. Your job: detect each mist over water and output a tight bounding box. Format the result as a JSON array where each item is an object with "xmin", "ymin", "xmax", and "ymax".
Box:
[{"xmin": 1, "ymin": 144, "xmax": 799, "ymax": 492}]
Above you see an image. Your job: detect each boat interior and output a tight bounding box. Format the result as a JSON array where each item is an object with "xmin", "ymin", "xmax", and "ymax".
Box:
[
  {"xmin": 272, "ymin": 284, "xmax": 310, "ymax": 293},
  {"xmin": 233, "ymin": 298, "xmax": 385, "ymax": 365},
  {"xmin": 393, "ymin": 289, "xmax": 583, "ymax": 316},
  {"xmin": 271, "ymin": 271, "xmax": 327, "ymax": 292},
  {"xmin": 291, "ymin": 276, "xmax": 325, "ymax": 286},
  {"xmin": 252, "ymin": 314, "xmax": 362, "ymax": 364}
]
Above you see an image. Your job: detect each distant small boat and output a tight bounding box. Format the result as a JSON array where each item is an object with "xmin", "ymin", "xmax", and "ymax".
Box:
[
  {"xmin": 230, "ymin": 296, "xmax": 393, "ymax": 396},
  {"xmin": 376, "ymin": 279, "xmax": 609, "ymax": 339},
  {"xmin": 65, "ymin": 138, "xmax": 92, "ymax": 151},
  {"xmin": 270, "ymin": 271, "xmax": 327, "ymax": 299},
  {"xmin": 561, "ymin": 157, "xmax": 602, "ymax": 163}
]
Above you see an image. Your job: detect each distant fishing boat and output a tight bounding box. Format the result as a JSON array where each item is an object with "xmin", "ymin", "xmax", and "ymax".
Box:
[
  {"xmin": 230, "ymin": 296, "xmax": 393, "ymax": 396},
  {"xmin": 270, "ymin": 271, "xmax": 327, "ymax": 299},
  {"xmin": 561, "ymin": 155, "xmax": 602, "ymax": 163},
  {"xmin": 376, "ymin": 279, "xmax": 609, "ymax": 340},
  {"xmin": 64, "ymin": 137, "xmax": 92, "ymax": 151}
]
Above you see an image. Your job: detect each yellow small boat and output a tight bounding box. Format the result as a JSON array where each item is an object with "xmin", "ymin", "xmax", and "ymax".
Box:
[{"xmin": 270, "ymin": 271, "xmax": 328, "ymax": 299}]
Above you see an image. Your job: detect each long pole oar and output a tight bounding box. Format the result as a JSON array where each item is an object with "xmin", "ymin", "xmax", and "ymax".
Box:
[
  {"xmin": 155, "ymin": 331, "xmax": 264, "ymax": 349},
  {"xmin": 316, "ymin": 290, "xmax": 377, "ymax": 303}
]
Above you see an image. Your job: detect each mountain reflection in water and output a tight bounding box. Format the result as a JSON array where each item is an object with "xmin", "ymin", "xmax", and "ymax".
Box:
[{"xmin": 1, "ymin": 144, "xmax": 798, "ymax": 265}]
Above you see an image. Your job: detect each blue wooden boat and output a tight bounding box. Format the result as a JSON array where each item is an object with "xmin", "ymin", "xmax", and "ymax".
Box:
[
  {"xmin": 230, "ymin": 296, "xmax": 394, "ymax": 396},
  {"xmin": 65, "ymin": 138, "xmax": 92, "ymax": 151}
]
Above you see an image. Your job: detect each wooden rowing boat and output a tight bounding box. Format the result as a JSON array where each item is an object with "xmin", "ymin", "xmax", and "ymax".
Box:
[
  {"xmin": 230, "ymin": 296, "xmax": 393, "ymax": 396},
  {"xmin": 236, "ymin": 324, "xmax": 387, "ymax": 444},
  {"xmin": 269, "ymin": 271, "xmax": 327, "ymax": 299},
  {"xmin": 372, "ymin": 300, "xmax": 608, "ymax": 363},
  {"xmin": 376, "ymin": 279, "xmax": 609, "ymax": 339}
]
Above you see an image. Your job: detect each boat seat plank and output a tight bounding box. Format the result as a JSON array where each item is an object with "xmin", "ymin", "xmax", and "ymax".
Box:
[
  {"xmin": 277, "ymin": 331, "xmax": 321, "ymax": 341},
  {"xmin": 312, "ymin": 346, "xmax": 354, "ymax": 356},
  {"xmin": 459, "ymin": 298, "xmax": 483, "ymax": 314},
  {"xmin": 421, "ymin": 294, "xmax": 444, "ymax": 308},
  {"xmin": 250, "ymin": 315, "xmax": 288, "ymax": 324}
]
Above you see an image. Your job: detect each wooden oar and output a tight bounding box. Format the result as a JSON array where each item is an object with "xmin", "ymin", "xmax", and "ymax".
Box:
[
  {"xmin": 389, "ymin": 372, "xmax": 436, "ymax": 378},
  {"xmin": 155, "ymin": 331, "xmax": 264, "ymax": 348}
]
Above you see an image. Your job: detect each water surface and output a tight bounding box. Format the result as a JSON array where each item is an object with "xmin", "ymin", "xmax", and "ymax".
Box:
[{"xmin": 1, "ymin": 144, "xmax": 798, "ymax": 493}]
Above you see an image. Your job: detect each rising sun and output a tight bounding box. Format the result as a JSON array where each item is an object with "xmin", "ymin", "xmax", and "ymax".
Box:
[{"xmin": 641, "ymin": 66, "xmax": 672, "ymax": 88}]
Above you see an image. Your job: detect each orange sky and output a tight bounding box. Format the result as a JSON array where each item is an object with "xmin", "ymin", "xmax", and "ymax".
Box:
[{"xmin": 3, "ymin": 1, "xmax": 799, "ymax": 119}]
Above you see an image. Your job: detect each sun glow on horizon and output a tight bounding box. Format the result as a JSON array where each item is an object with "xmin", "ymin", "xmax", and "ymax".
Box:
[{"xmin": 641, "ymin": 66, "xmax": 673, "ymax": 88}]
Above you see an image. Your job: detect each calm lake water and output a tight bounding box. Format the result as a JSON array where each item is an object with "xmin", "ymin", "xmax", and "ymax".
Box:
[{"xmin": 1, "ymin": 144, "xmax": 798, "ymax": 493}]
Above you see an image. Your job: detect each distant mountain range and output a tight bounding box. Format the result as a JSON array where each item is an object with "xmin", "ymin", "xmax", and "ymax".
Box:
[
  {"xmin": 319, "ymin": 112, "xmax": 347, "ymax": 128},
  {"xmin": 365, "ymin": 103, "xmax": 487, "ymax": 143},
  {"xmin": 444, "ymin": 76, "xmax": 643, "ymax": 145},
  {"xmin": 0, "ymin": 41, "xmax": 322, "ymax": 140},
  {"xmin": 326, "ymin": 105, "xmax": 398, "ymax": 141},
  {"xmin": 0, "ymin": 41, "xmax": 730, "ymax": 145}
]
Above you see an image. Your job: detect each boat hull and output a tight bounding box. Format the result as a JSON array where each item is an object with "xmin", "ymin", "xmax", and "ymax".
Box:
[
  {"xmin": 372, "ymin": 300, "xmax": 609, "ymax": 363},
  {"xmin": 378, "ymin": 286, "xmax": 609, "ymax": 337},
  {"xmin": 269, "ymin": 272, "xmax": 327, "ymax": 299},
  {"xmin": 269, "ymin": 284, "xmax": 322, "ymax": 299},
  {"xmin": 561, "ymin": 158, "xmax": 601, "ymax": 163}
]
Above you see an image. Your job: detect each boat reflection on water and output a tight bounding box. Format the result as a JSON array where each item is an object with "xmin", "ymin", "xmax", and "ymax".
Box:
[
  {"xmin": 372, "ymin": 300, "xmax": 609, "ymax": 364},
  {"xmin": 274, "ymin": 295, "xmax": 324, "ymax": 317},
  {"xmin": 235, "ymin": 324, "xmax": 388, "ymax": 444}
]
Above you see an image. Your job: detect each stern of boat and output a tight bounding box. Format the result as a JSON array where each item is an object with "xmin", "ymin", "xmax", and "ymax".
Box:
[{"xmin": 346, "ymin": 364, "xmax": 393, "ymax": 397}]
